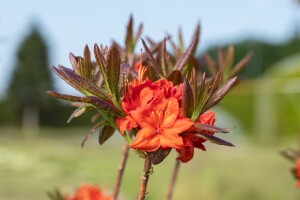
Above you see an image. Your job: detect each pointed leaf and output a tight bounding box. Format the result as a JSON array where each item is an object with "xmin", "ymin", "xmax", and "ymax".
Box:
[
  {"xmin": 161, "ymin": 38, "xmax": 167, "ymax": 77},
  {"xmin": 183, "ymin": 78, "xmax": 194, "ymax": 117},
  {"xmin": 51, "ymin": 66, "xmax": 85, "ymax": 94},
  {"xmin": 69, "ymin": 52, "xmax": 79, "ymax": 72},
  {"xmin": 107, "ymin": 45, "xmax": 121, "ymax": 97},
  {"xmin": 167, "ymin": 70, "xmax": 183, "ymax": 86},
  {"xmin": 150, "ymin": 148, "xmax": 172, "ymax": 165},
  {"xmin": 204, "ymin": 76, "xmax": 239, "ymax": 111},
  {"xmin": 58, "ymin": 66, "xmax": 110, "ymax": 100},
  {"xmin": 99, "ymin": 125, "xmax": 115, "ymax": 145},
  {"xmin": 203, "ymin": 53, "xmax": 217, "ymax": 76},
  {"xmin": 281, "ymin": 149, "xmax": 300, "ymax": 162},
  {"xmin": 67, "ymin": 105, "xmax": 90, "ymax": 123},
  {"xmin": 84, "ymin": 44, "xmax": 92, "ymax": 80},
  {"xmin": 175, "ymin": 23, "xmax": 200, "ymax": 70},
  {"xmin": 134, "ymin": 23, "xmax": 143, "ymax": 44},
  {"xmin": 125, "ymin": 15, "xmax": 133, "ymax": 52},
  {"xmin": 81, "ymin": 121, "xmax": 104, "ymax": 147},
  {"xmin": 94, "ymin": 43, "xmax": 109, "ymax": 87},
  {"xmin": 197, "ymin": 132, "xmax": 235, "ymax": 147},
  {"xmin": 230, "ymin": 52, "xmax": 253, "ymax": 78},
  {"xmin": 141, "ymin": 38, "xmax": 162, "ymax": 78},
  {"xmin": 194, "ymin": 123, "xmax": 228, "ymax": 133}
]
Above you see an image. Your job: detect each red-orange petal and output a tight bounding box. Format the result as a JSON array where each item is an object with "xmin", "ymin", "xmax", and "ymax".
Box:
[
  {"xmin": 130, "ymin": 126, "xmax": 160, "ymax": 152},
  {"xmin": 163, "ymin": 117, "xmax": 194, "ymax": 136},
  {"xmin": 116, "ymin": 116, "xmax": 138, "ymax": 135},
  {"xmin": 159, "ymin": 131, "xmax": 183, "ymax": 149},
  {"xmin": 162, "ymin": 98, "xmax": 179, "ymax": 128}
]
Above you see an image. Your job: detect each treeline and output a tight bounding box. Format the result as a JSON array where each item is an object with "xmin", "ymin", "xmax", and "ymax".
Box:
[
  {"xmin": 0, "ymin": 25, "xmax": 299, "ymax": 128},
  {"xmin": 205, "ymin": 36, "xmax": 300, "ymax": 78}
]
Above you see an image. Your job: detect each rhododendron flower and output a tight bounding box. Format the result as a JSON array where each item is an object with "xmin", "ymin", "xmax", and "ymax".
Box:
[
  {"xmin": 65, "ymin": 184, "xmax": 111, "ymax": 200},
  {"xmin": 116, "ymin": 69, "xmax": 193, "ymax": 152},
  {"xmin": 177, "ymin": 110, "xmax": 216, "ymax": 163},
  {"xmin": 294, "ymin": 160, "xmax": 300, "ymax": 187},
  {"xmin": 129, "ymin": 96, "xmax": 193, "ymax": 151}
]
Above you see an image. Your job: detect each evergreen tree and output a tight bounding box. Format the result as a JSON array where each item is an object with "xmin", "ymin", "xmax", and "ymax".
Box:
[{"xmin": 7, "ymin": 25, "xmax": 54, "ymax": 133}]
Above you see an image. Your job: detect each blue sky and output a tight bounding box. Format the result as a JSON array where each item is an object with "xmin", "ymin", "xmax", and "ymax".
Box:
[{"xmin": 0, "ymin": 0, "xmax": 299, "ymax": 97}]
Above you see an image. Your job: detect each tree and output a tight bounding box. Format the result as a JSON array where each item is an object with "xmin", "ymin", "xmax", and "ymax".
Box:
[{"xmin": 7, "ymin": 25, "xmax": 54, "ymax": 134}]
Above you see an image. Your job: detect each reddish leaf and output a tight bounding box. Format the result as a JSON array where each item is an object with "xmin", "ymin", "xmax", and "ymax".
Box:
[
  {"xmin": 194, "ymin": 123, "xmax": 228, "ymax": 133},
  {"xmin": 99, "ymin": 125, "xmax": 115, "ymax": 145},
  {"xmin": 182, "ymin": 78, "xmax": 194, "ymax": 118},
  {"xmin": 150, "ymin": 148, "xmax": 172, "ymax": 165},
  {"xmin": 197, "ymin": 132, "xmax": 234, "ymax": 147}
]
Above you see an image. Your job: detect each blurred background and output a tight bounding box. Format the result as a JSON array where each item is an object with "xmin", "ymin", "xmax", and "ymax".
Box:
[{"xmin": 1, "ymin": 0, "xmax": 300, "ymax": 199}]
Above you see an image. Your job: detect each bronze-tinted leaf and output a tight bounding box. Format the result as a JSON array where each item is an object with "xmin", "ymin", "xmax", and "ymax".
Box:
[
  {"xmin": 281, "ymin": 149, "xmax": 300, "ymax": 162},
  {"xmin": 167, "ymin": 70, "xmax": 182, "ymax": 86},
  {"xmin": 150, "ymin": 148, "xmax": 172, "ymax": 165},
  {"xmin": 58, "ymin": 66, "xmax": 110, "ymax": 100},
  {"xmin": 107, "ymin": 45, "xmax": 121, "ymax": 98},
  {"xmin": 94, "ymin": 44, "xmax": 108, "ymax": 85},
  {"xmin": 197, "ymin": 132, "xmax": 234, "ymax": 147},
  {"xmin": 203, "ymin": 53, "xmax": 217, "ymax": 76},
  {"xmin": 134, "ymin": 23, "xmax": 143, "ymax": 44},
  {"xmin": 194, "ymin": 123, "xmax": 228, "ymax": 133},
  {"xmin": 230, "ymin": 52, "xmax": 253, "ymax": 78},
  {"xmin": 46, "ymin": 91, "xmax": 85, "ymax": 102},
  {"xmin": 99, "ymin": 125, "xmax": 115, "ymax": 145},
  {"xmin": 182, "ymin": 78, "xmax": 194, "ymax": 117},
  {"xmin": 84, "ymin": 44, "xmax": 92, "ymax": 80},
  {"xmin": 141, "ymin": 38, "xmax": 162, "ymax": 78},
  {"xmin": 175, "ymin": 23, "xmax": 200, "ymax": 71},
  {"xmin": 51, "ymin": 66, "xmax": 85, "ymax": 94},
  {"xmin": 125, "ymin": 15, "xmax": 133, "ymax": 52},
  {"xmin": 161, "ymin": 38, "xmax": 167, "ymax": 77},
  {"xmin": 204, "ymin": 76, "xmax": 238, "ymax": 111},
  {"xmin": 81, "ymin": 121, "xmax": 104, "ymax": 147},
  {"xmin": 86, "ymin": 96, "xmax": 119, "ymax": 114},
  {"xmin": 69, "ymin": 52, "xmax": 79, "ymax": 73}
]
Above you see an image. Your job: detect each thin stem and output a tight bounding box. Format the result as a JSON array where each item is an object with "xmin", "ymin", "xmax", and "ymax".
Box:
[
  {"xmin": 166, "ymin": 160, "xmax": 181, "ymax": 200},
  {"xmin": 137, "ymin": 154, "xmax": 152, "ymax": 200},
  {"xmin": 112, "ymin": 143, "xmax": 130, "ymax": 200}
]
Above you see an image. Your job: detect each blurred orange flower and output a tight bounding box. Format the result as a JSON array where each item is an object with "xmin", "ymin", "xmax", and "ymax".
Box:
[
  {"xmin": 65, "ymin": 185, "xmax": 111, "ymax": 200},
  {"xmin": 294, "ymin": 160, "xmax": 300, "ymax": 187}
]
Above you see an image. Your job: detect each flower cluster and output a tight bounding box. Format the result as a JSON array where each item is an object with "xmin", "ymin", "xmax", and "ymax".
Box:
[
  {"xmin": 116, "ymin": 66, "xmax": 229, "ymax": 163},
  {"xmin": 65, "ymin": 185, "xmax": 112, "ymax": 200}
]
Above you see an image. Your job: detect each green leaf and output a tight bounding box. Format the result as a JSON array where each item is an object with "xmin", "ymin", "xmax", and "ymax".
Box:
[
  {"xmin": 99, "ymin": 125, "xmax": 115, "ymax": 145},
  {"xmin": 107, "ymin": 45, "xmax": 121, "ymax": 98},
  {"xmin": 182, "ymin": 78, "xmax": 194, "ymax": 118},
  {"xmin": 167, "ymin": 70, "xmax": 182, "ymax": 86}
]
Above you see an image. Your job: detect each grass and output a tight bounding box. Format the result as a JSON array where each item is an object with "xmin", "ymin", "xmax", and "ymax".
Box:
[{"xmin": 1, "ymin": 127, "xmax": 300, "ymax": 200}]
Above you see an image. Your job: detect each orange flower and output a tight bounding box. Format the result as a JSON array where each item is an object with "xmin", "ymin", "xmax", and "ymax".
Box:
[
  {"xmin": 116, "ymin": 73, "xmax": 193, "ymax": 151},
  {"xmin": 130, "ymin": 97, "xmax": 193, "ymax": 151},
  {"xmin": 294, "ymin": 160, "xmax": 300, "ymax": 187},
  {"xmin": 177, "ymin": 110, "xmax": 216, "ymax": 163},
  {"xmin": 65, "ymin": 184, "xmax": 111, "ymax": 200}
]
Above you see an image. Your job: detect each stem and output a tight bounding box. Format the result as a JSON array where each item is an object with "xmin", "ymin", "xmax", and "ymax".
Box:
[
  {"xmin": 113, "ymin": 143, "xmax": 130, "ymax": 200},
  {"xmin": 137, "ymin": 154, "xmax": 152, "ymax": 200},
  {"xmin": 166, "ymin": 160, "xmax": 181, "ymax": 200}
]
